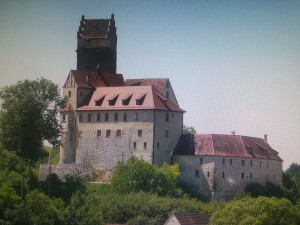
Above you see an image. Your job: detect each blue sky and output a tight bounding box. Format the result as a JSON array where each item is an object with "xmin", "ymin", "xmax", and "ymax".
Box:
[{"xmin": 0, "ymin": 0, "xmax": 299, "ymax": 169}]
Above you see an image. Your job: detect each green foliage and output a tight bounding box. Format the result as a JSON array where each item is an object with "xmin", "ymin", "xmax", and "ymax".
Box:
[
  {"xmin": 244, "ymin": 182, "xmax": 285, "ymax": 198},
  {"xmin": 110, "ymin": 157, "xmax": 183, "ymax": 197},
  {"xmin": 283, "ymin": 163, "xmax": 300, "ymax": 204},
  {"xmin": 183, "ymin": 125, "xmax": 196, "ymax": 134},
  {"xmin": 285, "ymin": 163, "xmax": 300, "ymax": 181},
  {"xmin": 0, "ymin": 78, "xmax": 65, "ymax": 159},
  {"xmin": 210, "ymin": 196, "xmax": 300, "ymax": 225},
  {"xmin": 10, "ymin": 190, "xmax": 66, "ymax": 225},
  {"xmin": 40, "ymin": 173, "xmax": 86, "ymax": 203}
]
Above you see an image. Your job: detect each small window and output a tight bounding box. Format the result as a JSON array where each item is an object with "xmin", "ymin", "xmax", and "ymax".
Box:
[
  {"xmin": 222, "ymin": 172, "xmax": 225, "ymax": 178},
  {"xmin": 165, "ymin": 113, "xmax": 169, "ymax": 122},
  {"xmin": 97, "ymin": 113, "xmax": 101, "ymax": 122},
  {"xmin": 106, "ymin": 130, "xmax": 111, "ymax": 138},
  {"xmin": 95, "ymin": 96, "xmax": 105, "ymax": 106},
  {"xmin": 223, "ymin": 158, "xmax": 225, "ymax": 165},
  {"xmin": 136, "ymin": 94, "xmax": 146, "ymax": 105},
  {"xmin": 105, "ymin": 113, "xmax": 109, "ymax": 122},
  {"xmin": 87, "ymin": 113, "xmax": 92, "ymax": 122},
  {"xmin": 241, "ymin": 160, "xmax": 245, "ymax": 166},
  {"xmin": 241, "ymin": 173, "xmax": 244, "ymax": 179},
  {"xmin": 63, "ymin": 114, "xmax": 66, "ymax": 121},
  {"xmin": 108, "ymin": 95, "xmax": 119, "ymax": 106},
  {"xmin": 122, "ymin": 95, "xmax": 132, "ymax": 106},
  {"xmin": 165, "ymin": 130, "xmax": 169, "ymax": 137},
  {"xmin": 250, "ymin": 173, "xmax": 253, "ymax": 179},
  {"xmin": 138, "ymin": 130, "xmax": 142, "ymax": 137},
  {"xmin": 97, "ymin": 130, "xmax": 101, "ymax": 137},
  {"xmin": 114, "ymin": 112, "xmax": 118, "ymax": 122},
  {"xmin": 260, "ymin": 161, "xmax": 262, "ymax": 168},
  {"xmin": 250, "ymin": 160, "xmax": 253, "ymax": 167},
  {"xmin": 230, "ymin": 159, "xmax": 232, "ymax": 166},
  {"xmin": 116, "ymin": 129, "xmax": 121, "ymax": 137},
  {"xmin": 200, "ymin": 158, "xmax": 203, "ymax": 165},
  {"xmin": 68, "ymin": 91, "xmax": 71, "ymax": 98},
  {"xmin": 123, "ymin": 113, "xmax": 127, "ymax": 122},
  {"xmin": 196, "ymin": 170, "xmax": 199, "ymax": 177},
  {"xmin": 79, "ymin": 113, "xmax": 83, "ymax": 122},
  {"xmin": 157, "ymin": 142, "xmax": 160, "ymax": 149},
  {"xmin": 133, "ymin": 142, "xmax": 137, "ymax": 149},
  {"xmin": 207, "ymin": 172, "xmax": 210, "ymax": 177},
  {"xmin": 144, "ymin": 142, "xmax": 147, "ymax": 149},
  {"xmin": 134, "ymin": 112, "xmax": 139, "ymax": 121}
]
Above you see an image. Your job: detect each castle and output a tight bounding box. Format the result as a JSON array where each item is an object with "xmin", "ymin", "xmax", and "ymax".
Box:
[{"xmin": 42, "ymin": 14, "xmax": 283, "ymax": 200}]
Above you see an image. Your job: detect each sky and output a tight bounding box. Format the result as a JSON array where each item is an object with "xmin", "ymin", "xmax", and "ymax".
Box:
[{"xmin": 0, "ymin": 0, "xmax": 299, "ymax": 169}]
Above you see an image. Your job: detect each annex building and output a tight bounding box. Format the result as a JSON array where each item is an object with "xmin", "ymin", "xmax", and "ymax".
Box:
[{"xmin": 41, "ymin": 14, "xmax": 283, "ymax": 200}]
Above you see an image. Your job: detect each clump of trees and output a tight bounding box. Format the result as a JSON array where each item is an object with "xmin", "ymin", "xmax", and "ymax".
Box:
[{"xmin": 0, "ymin": 78, "xmax": 65, "ymax": 160}]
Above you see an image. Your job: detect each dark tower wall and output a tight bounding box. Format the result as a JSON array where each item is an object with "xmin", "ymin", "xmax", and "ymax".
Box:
[{"xmin": 76, "ymin": 14, "xmax": 117, "ymax": 73}]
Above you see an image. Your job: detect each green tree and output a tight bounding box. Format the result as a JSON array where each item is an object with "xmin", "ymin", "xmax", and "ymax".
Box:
[
  {"xmin": 183, "ymin": 125, "xmax": 196, "ymax": 134},
  {"xmin": 110, "ymin": 157, "xmax": 182, "ymax": 196},
  {"xmin": 210, "ymin": 196, "xmax": 300, "ymax": 225},
  {"xmin": 0, "ymin": 78, "xmax": 65, "ymax": 159},
  {"xmin": 244, "ymin": 182, "xmax": 285, "ymax": 198}
]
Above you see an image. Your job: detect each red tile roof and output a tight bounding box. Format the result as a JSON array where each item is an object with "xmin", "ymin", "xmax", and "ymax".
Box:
[
  {"xmin": 174, "ymin": 134, "xmax": 282, "ymax": 161},
  {"xmin": 77, "ymin": 85, "xmax": 184, "ymax": 112},
  {"xmin": 64, "ymin": 70, "xmax": 125, "ymax": 88},
  {"xmin": 166, "ymin": 213, "xmax": 211, "ymax": 225},
  {"xmin": 60, "ymin": 102, "xmax": 74, "ymax": 112},
  {"xmin": 79, "ymin": 19, "xmax": 110, "ymax": 38},
  {"xmin": 125, "ymin": 78, "xmax": 168, "ymax": 92}
]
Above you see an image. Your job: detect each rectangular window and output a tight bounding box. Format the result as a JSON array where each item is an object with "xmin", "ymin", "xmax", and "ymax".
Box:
[
  {"xmin": 68, "ymin": 91, "xmax": 71, "ymax": 98},
  {"xmin": 250, "ymin": 160, "xmax": 253, "ymax": 167},
  {"xmin": 250, "ymin": 173, "xmax": 253, "ymax": 179},
  {"xmin": 223, "ymin": 158, "xmax": 225, "ymax": 165},
  {"xmin": 105, "ymin": 113, "xmax": 109, "ymax": 122},
  {"xmin": 133, "ymin": 142, "xmax": 137, "ymax": 149},
  {"xmin": 79, "ymin": 113, "xmax": 83, "ymax": 122},
  {"xmin": 97, "ymin": 130, "xmax": 101, "ymax": 137},
  {"xmin": 241, "ymin": 160, "xmax": 245, "ymax": 166},
  {"xmin": 196, "ymin": 170, "xmax": 199, "ymax": 177},
  {"xmin": 230, "ymin": 159, "xmax": 232, "ymax": 166},
  {"xmin": 114, "ymin": 112, "xmax": 118, "ymax": 122},
  {"xmin": 241, "ymin": 173, "xmax": 244, "ymax": 179},
  {"xmin": 97, "ymin": 113, "xmax": 101, "ymax": 122},
  {"xmin": 207, "ymin": 172, "xmax": 210, "ymax": 177},
  {"xmin": 63, "ymin": 114, "xmax": 66, "ymax": 121},
  {"xmin": 222, "ymin": 172, "xmax": 225, "ymax": 178},
  {"xmin": 144, "ymin": 142, "xmax": 147, "ymax": 149},
  {"xmin": 165, "ymin": 113, "xmax": 169, "ymax": 122},
  {"xmin": 116, "ymin": 129, "xmax": 121, "ymax": 137},
  {"xmin": 134, "ymin": 112, "xmax": 138, "ymax": 121},
  {"xmin": 260, "ymin": 161, "xmax": 262, "ymax": 167},
  {"xmin": 200, "ymin": 158, "xmax": 203, "ymax": 165},
  {"xmin": 88, "ymin": 113, "xmax": 92, "ymax": 122},
  {"xmin": 123, "ymin": 113, "xmax": 127, "ymax": 122},
  {"xmin": 106, "ymin": 130, "xmax": 111, "ymax": 138},
  {"xmin": 138, "ymin": 130, "xmax": 142, "ymax": 137},
  {"xmin": 157, "ymin": 142, "xmax": 160, "ymax": 149},
  {"xmin": 165, "ymin": 130, "xmax": 169, "ymax": 137}
]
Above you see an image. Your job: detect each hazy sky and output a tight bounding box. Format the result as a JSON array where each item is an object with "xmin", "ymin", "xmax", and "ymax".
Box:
[{"xmin": 0, "ymin": 0, "xmax": 299, "ymax": 169}]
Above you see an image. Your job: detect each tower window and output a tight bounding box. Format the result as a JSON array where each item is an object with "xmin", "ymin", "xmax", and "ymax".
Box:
[{"xmin": 165, "ymin": 113, "xmax": 169, "ymax": 122}]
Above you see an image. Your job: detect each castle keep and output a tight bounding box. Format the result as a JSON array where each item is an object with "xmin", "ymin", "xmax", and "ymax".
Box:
[{"xmin": 42, "ymin": 14, "xmax": 283, "ymax": 200}]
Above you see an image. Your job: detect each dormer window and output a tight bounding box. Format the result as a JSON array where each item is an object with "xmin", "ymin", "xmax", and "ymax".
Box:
[
  {"xmin": 136, "ymin": 94, "xmax": 146, "ymax": 105},
  {"xmin": 122, "ymin": 94, "xmax": 132, "ymax": 106},
  {"xmin": 108, "ymin": 95, "xmax": 119, "ymax": 106},
  {"xmin": 246, "ymin": 147, "xmax": 253, "ymax": 154},
  {"xmin": 95, "ymin": 95, "xmax": 105, "ymax": 106}
]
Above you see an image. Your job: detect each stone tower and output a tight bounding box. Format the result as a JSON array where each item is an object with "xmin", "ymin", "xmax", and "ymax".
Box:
[{"xmin": 76, "ymin": 14, "xmax": 117, "ymax": 73}]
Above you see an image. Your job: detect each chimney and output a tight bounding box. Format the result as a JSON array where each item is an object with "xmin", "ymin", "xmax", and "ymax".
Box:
[
  {"xmin": 264, "ymin": 134, "xmax": 268, "ymax": 143},
  {"xmin": 231, "ymin": 131, "xmax": 235, "ymax": 135}
]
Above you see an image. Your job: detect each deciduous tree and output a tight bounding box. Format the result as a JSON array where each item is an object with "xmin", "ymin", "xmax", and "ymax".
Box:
[{"xmin": 0, "ymin": 78, "xmax": 65, "ymax": 159}]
